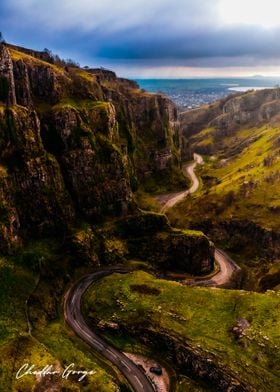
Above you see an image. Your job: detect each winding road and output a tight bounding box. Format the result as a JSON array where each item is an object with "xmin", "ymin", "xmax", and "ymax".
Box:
[
  {"xmin": 64, "ymin": 152, "xmax": 241, "ymax": 392},
  {"xmin": 157, "ymin": 153, "xmax": 240, "ymax": 287},
  {"xmin": 190, "ymin": 248, "xmax": 241, "ymax": 287},
  {"xmin": 212, "ymin": 248, "xmax": 240, "ymax": 286},
  {"xmin": 64, "ymin": 268, "xmax": 155, "ymax": 392},
  {"xmin": 157, "ymin": 153, "xmax": 203, "ymax": 213}
]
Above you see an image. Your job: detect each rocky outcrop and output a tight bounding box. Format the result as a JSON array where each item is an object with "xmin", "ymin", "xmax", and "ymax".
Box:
[
  {"xmin": 41, "ymin": 104, "xmax": 132, "ymax": 220},
  {"xmin": 88, "ymin": 318, "xmax": 251, "ymax": 392},
  {"xmin": 140, "ymin": 330, "xmax": 252, "ymax": 392},
  {"xmin": 0, "ymin": 43, "xmax": 214, "ymax": 275},
  {"xmin": 65, "ymin": 211, "xmax": 215, "ymax": 274},
  {"xmin": 180, "ymin": 101, "xmax": 222, "ymax": 138},
  {"xmin": 191, "ymin": 219, "xmax": 280, "ymax": 262},
  {"xmin": 181, "ymin": 88, "xmax": 280, "ymax": 155},
  {"xmin": 231, "ymin": 318, "xmax": 251, "ymax": 340},
  {"xmin": 102, "ymin": 83, "xmax": 182, "ymax": 180},
  {"xmin": 13, "ymin": 59, "xmax": 33, "ymax": 107},
  {"xmin": 0, "ymin": 44, "xmax": 188, "ymax": 254},
  {"xmin": 0, "ymin": 173, "xmax": 21, "ymax": 251},
  {"xmin": 115, "ymin": 212, "xmax": 214, "ymax": 275},
  {"xmin": 0, "ymin": 106, "xmax": 74, "ymax": 241},
  {"xmin": 0, "ymin": 45, "xmax": 16, "ymax": 105}
]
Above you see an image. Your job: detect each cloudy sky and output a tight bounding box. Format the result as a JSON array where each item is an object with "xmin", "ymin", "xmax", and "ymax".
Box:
[{"xmin": 2, "ymin": 0, "xmax": 280, "ymax": 77}]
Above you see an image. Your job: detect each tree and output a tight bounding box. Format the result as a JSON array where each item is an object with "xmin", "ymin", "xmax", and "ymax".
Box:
[
  {"xmin": 66, "ymin": 58, "xmax": 80, "ymax": 67},
  {"xmin": 43, "ymin": 47, "xmax": 52, "ymax": 56}
]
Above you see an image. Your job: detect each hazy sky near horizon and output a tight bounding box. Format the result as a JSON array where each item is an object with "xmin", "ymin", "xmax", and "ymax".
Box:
[{"xmin": 2, "ymin": 0, "xmax": 280, "ymax": 77}]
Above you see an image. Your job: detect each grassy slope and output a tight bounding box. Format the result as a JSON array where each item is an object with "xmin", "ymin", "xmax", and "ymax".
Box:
[
  {"xmin": 169, "ymin": 126, "xmax": 280, "ymax": 230},
  {"xmin": 0, "ymin": 243, "xmax": 119, "ymax": 392},
  {"xmin": 0, "ymin": 46, "xmax": 204, "ymax": 391},
  {"xmin": 166, "ymin": 126, "xmax": 280, "ymax": 290},
  {"xmin": 9, "ymin": 48, "xmax": 65, "ymax": 75},
  {"xmin": 84, "ymin": 270, "xmax": 280, "ymax": 392},
  {"xmin": 9, "ymin": 48, "xmax": 64, "ymax": 74}
]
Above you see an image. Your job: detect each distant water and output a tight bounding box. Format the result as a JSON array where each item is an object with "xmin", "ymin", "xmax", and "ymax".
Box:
[{"xmin": 135, "ymin": 78, "xmax": 280, "ymax": 110}]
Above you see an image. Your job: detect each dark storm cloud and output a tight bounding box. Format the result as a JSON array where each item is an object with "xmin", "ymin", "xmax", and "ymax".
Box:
[
  {"xmin": 92, "ymin": 26, "xmax": 280, "ymax": 61},
  {"xmin": 1, "ymin": 0, "xmax": 280, "ymax": 70}
]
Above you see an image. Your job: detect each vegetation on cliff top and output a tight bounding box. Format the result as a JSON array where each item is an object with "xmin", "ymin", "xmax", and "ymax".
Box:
[
  {"xmin": 9, "ymin": 48, "xmax": 65, "ymax": 75},
  {"xmin": 170, "ymin": 90, "xmax": 280, "ymax": 291},
  {"xmin": 169, "ymin": 126, "xmax": 280, "ymax": 229},
  {"xmin": 178, "ymin": 89, "xmax": 280, "ymax": 233},
  {"xmin": 3, "ymin": 42, "xmax": 280, "ymax": 391},
  {"xmin": 0, "ymin": 241, "xmax": 122, "ymax": 392},
  {"xmin": 84, "ymin": 270, "xmax": 280, "ymax": 392},
  {"xmin": 0, "ymin": 42, "xmax": 188, "ymax": 248}
]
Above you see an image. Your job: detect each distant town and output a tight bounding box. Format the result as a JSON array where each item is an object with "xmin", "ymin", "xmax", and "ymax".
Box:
[{"xmin": 136, "ymin": 78, "xmax": 280, "ymax": 111}]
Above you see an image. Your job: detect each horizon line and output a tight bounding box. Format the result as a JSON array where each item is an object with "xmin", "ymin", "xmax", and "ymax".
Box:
[{"xmin": 132, "ymin": 75, "xmax": 280, "ymax": 80}]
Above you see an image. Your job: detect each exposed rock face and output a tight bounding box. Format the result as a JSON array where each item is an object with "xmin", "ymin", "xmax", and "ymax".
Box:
[
  {"xmin": 141, "ymin": 330, "xmax": 252, "ymax": 392},
  {"xmin": 210, "ymin": 89, "xmax": 280, "ymax": 132},
  {"xmin": 0, "ymin": 106, "xmax": 74, "ymax": 245},
  {"xmin": 0, "ymin": 174, "xmax": 21, "ymax": 251},
  {"xmin": 67, "ymin": 212, "xmax": 214, "ymax": 274},
  {"xmin": 181, "ymin": 88, "xmax": 280, "ymax": 155},
  {"xmin": 88, "ymin": 318, "xmax": 251, "ymax": 392},
  {"xmin": 191, "ymin": 219, "xmax": 280, "ymax": 262},
  {"xmin": 13, "ymin": 59, "xmax": 33, "ymax": 107},
  {"xmin": 232, "ymin": 318, "xmax": 251, "ymax": 340},
  {"xmin": 0, "ymin": 44, "xmax": 188, "ymax": 254},
  {"xmin": 115, "ymin": 212, "xmax": 214, "ymax": 275},
  {"xmin": 0, "ymin": 45, "xmax": 16, "ymax": 105},
  {"xmin": 28, "ymin": 64, "xmax": 68, "ymax": 104},
  {"xmin": 142, "ymin": 230, "xmax": 214, "ymax": 275},
  {"xmin": 102, "ymin": 82, "xmax": 182, "ymax": 179},
  {"xmin": 42, "ymin": 104, "xmax": 132, "ymax": 220}
]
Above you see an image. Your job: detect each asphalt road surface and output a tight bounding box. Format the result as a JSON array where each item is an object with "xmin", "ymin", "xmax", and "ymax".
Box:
[
  {"xmin": 158, "ymin": 153, "xmax": 204, "ymax": 213},
  {"xmin": 156, "ymin": 153, "xmax": 240, "ymax": 287},
  {"xmin": 212, "ymin": 248, "xmax": 240, "ymax": 286},
  {"xmin": 64, "ymin": 269, "xmax": 155, "ymax": 392},
  {"xmin": 64, "ymin": 152, "xmax": 241, "ymax": 392},
  {"xmin": 190, "ymin": 248, "xmax": 241, "ymax": 287}
]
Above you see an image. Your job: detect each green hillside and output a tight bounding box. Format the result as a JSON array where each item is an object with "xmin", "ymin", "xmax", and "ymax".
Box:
[
  {"xmin": 170, "ymin": 125, "xmax": 280, "ymax": 230},
  {"xmin": 84, "ymin": 270, "xmax": 280, "ymax": 392},
  {"xmin": 0, "ymin": 242, "xmax": 120, "ymax": 392}
]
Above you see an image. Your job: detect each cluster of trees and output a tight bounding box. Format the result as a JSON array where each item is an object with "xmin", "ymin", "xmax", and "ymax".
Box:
[
  {"xmin": 0, "ymin": 32, "xmax": 95, "ymax": 71},
  {"xmin": 43, "ymin": 48, "xmax": 109, "ymax": 72},
  {"xmin": 43, "ymin": 48, "xmax": 81, "ymax": 68}
]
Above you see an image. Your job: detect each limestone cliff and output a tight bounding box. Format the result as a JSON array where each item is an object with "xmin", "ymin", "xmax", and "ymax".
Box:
[
  {"xmin": 0, "ymin": 43, "xmax": 215, "ymax": 276},
  {"xmin": 0, "ymin": 43, "xmax": 183, "ymax": 251},
  {"xmin": 181, "ymin": 87, "xmax": 280, "ymax": 155},
  {"xmin": 113, "ymin": 212, "xmax": 214, "ymax": 275},
  {"xmin": 175, "ymin": 88, "xmax": 280, "ymax": 288}
]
